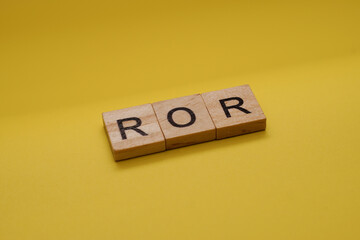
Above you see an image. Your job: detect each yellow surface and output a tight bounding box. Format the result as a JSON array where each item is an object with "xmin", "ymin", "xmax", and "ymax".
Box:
[{"xmin": 1, "ymin": 1, "xmax": 360, "ymax": 239}]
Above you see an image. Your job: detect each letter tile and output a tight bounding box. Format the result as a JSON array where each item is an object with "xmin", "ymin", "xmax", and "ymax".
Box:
[
  {"xmin": 152, "ymin": 94, "xmax": 216, "ymax": 149},
  {"xmin": 102, "ymin": 104, "xmax": 165, "ymax": 161},
  {"xmin": 201, "ymin": 85, "xmax": 266, "ymax": 139}
]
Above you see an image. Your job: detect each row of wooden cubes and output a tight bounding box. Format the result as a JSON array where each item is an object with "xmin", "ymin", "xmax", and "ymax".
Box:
[{"xmin": 102, "ymin": 85, "xmax": 266, "ymax": 161}]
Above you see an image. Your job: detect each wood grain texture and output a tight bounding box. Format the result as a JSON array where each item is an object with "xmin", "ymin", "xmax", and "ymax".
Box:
[
  {"xmin": 102, "ymin": 104, "xmax": 165, "ymax": 161},
  {"xmin": 201, "ymin": 85, "xmax": 266, "ymax": 139},
  {"xmin": 152, "ymin": 94, "xmax": 216, "ymax": 149}
]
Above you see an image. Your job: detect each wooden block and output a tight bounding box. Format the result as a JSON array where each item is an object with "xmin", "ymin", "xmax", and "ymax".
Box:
[
  {"xmin": 102, "ymin": 104, "xmax": 166, "ymax": 161},
  {"xmin": 152, "ymin": 94, "xmax": 216, "ymax": 149},
  {"xmin": 201, "ymin": 85, "xmax": 266, "ymax": 139}
]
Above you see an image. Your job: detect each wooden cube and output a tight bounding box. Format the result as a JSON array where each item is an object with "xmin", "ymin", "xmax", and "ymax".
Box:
[
  {"xmin": 201, "ymin": 85, "xmax": 266, "ymax": 139},
  {"xmin": 152, "ymin": 94, "xmax": 216, "ymax": 149},
  {"xmin": 102, "ymin": 104, "xmax": 166, "ymax": 161}
]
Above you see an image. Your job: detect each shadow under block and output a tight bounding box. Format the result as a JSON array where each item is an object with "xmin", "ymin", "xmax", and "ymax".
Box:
[
  {"xmin": 201, "ymin": 85, "xmax": 266, "ymax": 139},
  {"xmin": 152, "ymin": 94, "xmax": 216, "ymax": 149},
  {"xmin": 102, "ymin": 104, "xmax": 166, "ymax": 161}
]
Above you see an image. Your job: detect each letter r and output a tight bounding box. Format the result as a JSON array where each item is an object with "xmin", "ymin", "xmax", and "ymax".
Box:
[
  {"xmin": 117, "ymin": 117, "xmax": 148, "ymax": 140},
  {"xmin": 219, "ymin": 97, "xmax": 251, "ymax": 118}
]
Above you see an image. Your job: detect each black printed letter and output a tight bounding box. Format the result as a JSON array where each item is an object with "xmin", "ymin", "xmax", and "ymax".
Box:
[
  {"xmin": 117, "ymin": 117, "xmax": 148, "ymax": 140},
  {"xmin": 167, "ymin": 107, "xmax": 196, "ymax": 128},
  {"xmin": 219, "ymin": 97, "xmax": 251, "ymax": 118}
]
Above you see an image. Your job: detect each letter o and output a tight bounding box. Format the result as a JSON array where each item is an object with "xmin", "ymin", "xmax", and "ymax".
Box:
[{"xmin": 167, "ymin": 107, "xmax": 196, "ymax": 128}]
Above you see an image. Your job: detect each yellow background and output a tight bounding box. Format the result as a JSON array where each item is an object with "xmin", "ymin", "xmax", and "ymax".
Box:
[{"xmin": 1, "ymin": 1, "xmax": 360, "ymax": 239}]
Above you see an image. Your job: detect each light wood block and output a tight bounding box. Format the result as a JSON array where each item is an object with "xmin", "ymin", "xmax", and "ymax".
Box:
[
  {"xmin": 152, "ymin": 94, "xmax": 216, "ymax": 149},
  {"xmin": 201, "ymin": 85, "xmax": 266, "ymax": 139},
  {"xmin": 102, "ymin": 104, "xmax": 166, "ymax": 161}
]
